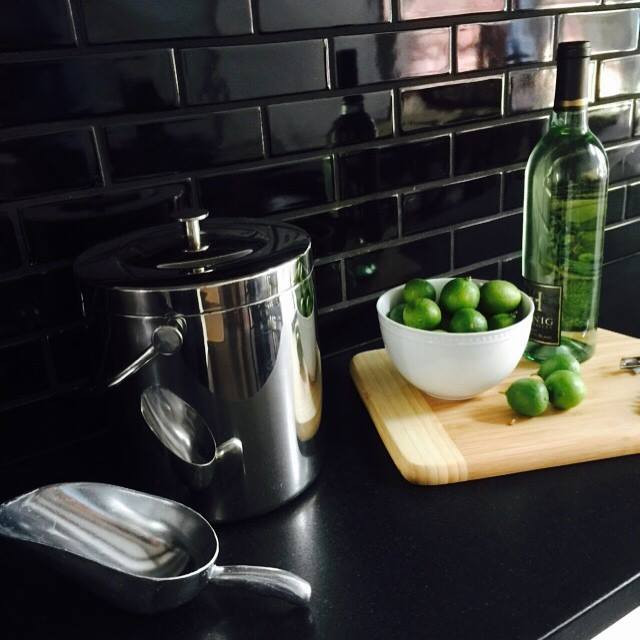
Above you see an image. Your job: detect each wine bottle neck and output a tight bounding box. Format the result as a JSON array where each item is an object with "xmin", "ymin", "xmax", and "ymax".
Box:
[{"xmin": 551, "ymin": 108, "xmax": 588, "ymax": 132}]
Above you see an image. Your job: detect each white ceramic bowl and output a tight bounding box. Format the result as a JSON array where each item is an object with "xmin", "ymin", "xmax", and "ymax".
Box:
[{"xmin": 377, "ymin": 278, "xmax": 534, "ymax": 400}]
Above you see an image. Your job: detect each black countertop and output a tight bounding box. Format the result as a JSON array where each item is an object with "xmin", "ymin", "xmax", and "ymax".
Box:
[{"xmin": 2, "ymin": 343, "xmax": 640, "ymax": 640}]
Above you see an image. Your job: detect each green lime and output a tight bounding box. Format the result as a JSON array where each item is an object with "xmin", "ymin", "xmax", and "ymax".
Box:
[
  {"xmin": 403, "ymin": 298, "xmax": 441, "ymax": 330},
  {"xmin": 449, "ymin": 308, "xmax": 488, "ymax": 333},
  {"xmin": 388, "ymin": 303, "xmax": 406, "ymax": 325},
  {"xmin": 479, "ymin": 280, "xmax": 522, "ymax": 315},
  {"xmin": 403, "ymin": 278, "xmax": 436, "ymax": 304},
  {"xmin": 545, "ymin": 370, "xmax": 586, "ymax": 410},
  {"xmin": 537, "ymin": 353, "xmax": 581, "ymax": 380},
  {"xmin": 506, "ymin": 378, "xmax": 549, "ymax": 417},
  {"xmin": 439, "ymin": 277, "xmax": 480, "ymax": 314},
  {"xmin": 488, "ymin": 313, "xmax": 517, "ymax": 330}
]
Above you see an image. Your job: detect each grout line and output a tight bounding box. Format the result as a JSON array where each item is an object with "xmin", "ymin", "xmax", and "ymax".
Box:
[
  {"xmin": 339, "ymin": 258, "xmax": 348, "ymax": 302},
  {"xmin": 90, "ymin": 126, "xmax": 112, "ymax": 187},
  {"xmin": 499, "ymin": 171, "xmax": 506, "ymax": 212},
  {"xmin": 258, "ymin": 106, "xmax": 271, "ymax": 157},
  {"xmin": 66, "ymin": 0, "xmax": 87, "ymax": 48},
  {"xmin": 621, "ymin": 182, "xmax": 629, "ymax": 220}
]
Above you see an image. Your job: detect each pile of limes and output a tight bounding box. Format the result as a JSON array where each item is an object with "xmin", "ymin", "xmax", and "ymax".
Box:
[
  {"xmin": 388, "ymin": 277, "xmax": 523, "ymax": 333},
  {"xmin": 505, "ymin": 351, "xmax": 587, "ymax": 417}
]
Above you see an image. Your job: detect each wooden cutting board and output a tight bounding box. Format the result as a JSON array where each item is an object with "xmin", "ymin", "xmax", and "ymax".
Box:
[{"xmin": 350, "ymin": 329, "xmax": 640, "ymax": 485}]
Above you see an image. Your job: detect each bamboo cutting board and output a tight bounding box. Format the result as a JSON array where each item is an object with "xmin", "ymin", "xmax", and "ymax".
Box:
[{"xmin": 350, "ymin": 329, "xmax": 640, "ymax": 485}]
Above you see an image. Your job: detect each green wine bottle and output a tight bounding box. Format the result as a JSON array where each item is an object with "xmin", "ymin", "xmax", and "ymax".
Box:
[{"xmin": 522, "ymin": 41, "xmax": 608, "ymax": 363}]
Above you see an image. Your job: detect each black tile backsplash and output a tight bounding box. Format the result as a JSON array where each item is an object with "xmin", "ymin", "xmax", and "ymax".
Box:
[{"xmin": 3, "ymin": 1, "xmax": 640, "ymax": 461}]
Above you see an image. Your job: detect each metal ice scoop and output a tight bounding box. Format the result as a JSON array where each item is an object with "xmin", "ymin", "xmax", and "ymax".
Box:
[{"xmin": 0, "ymin": 482, "xmax": 311, "ymax": 613}]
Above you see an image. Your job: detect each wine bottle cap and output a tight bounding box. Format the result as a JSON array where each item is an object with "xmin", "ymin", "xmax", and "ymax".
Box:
[{"xmin": 554, "ymin": 40, "xmax": 591, "ymax": 110}]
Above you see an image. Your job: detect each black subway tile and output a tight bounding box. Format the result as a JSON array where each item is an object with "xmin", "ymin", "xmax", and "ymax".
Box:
[
  {"xmin": 314, "ymin": 262, "xmax": 343, "ymax": 308},
  {"xmin": 589, "ymin": 101, "xmax": 633, "ymax": 144},
  {"xmin": 608, "ymin": 140, "xmax": 640, "ymax": 183},
  {"xmin": 0, "ymin": 0, "xmax": 75, "ymax": 51},
  {"xmin": 0, "ymin": 340, "xmax": 49, "ymax": 404},
  {"xmin": 0, "ymin": 130, "xmax": 101, "ymax": 202},
  {"xmin": 457, "ymin": 17, "xmax": 553, "ymax": 73},
  {"xmin": 509, "ymin": 67, "xmax": 555, "ymax": 113},
  {"xmin": 106, "ymin": 110, "xmax": 263, "ymax": 181},
  {"xmin": 21, "ymin": 183, "xmax": 189, "ymax": 264},
  {"xmin": 501, "ymin": 254, "xmax": 524, "ymax": 289},
  {"xmin": 258, "ymin": 0, "xmax": 390, "ymax": 31},
  {"xmin": 182, "ymin": 41, "xmax": 327, "ymax": 105},
  {"xmin": 605, "ymin": 220, "xmax": 640, "ymax": 261},
  {"xmin": 290, "ymin": 198, "xmax": 398, "ymax": 258},
  {"xmin": 82, "ymin": 0, "xmax": 252, "ymax": 43},
  {"xmin": 0, "ymin": 216, "xmax": 22, "ymax": 273},
  {"xmin": 338, "ymin": 137, "xmax": 450, "ymax": 199},
  {"xmin": 599, "ymin": 55, "xmax": 640, "ymax": 99},
  {"xmin": 454, "ymin": 213, "xmax": 522, "ymax": 268},
  {"xmin": 48, "ymin": 325, "xmax": 90, "ymax": 385},
  {"xmin": 635, "ymin": 100, "xmax": 640, "ymax": 137},
  {"xmin": 455, "ymin": 118, "xmax": 547, "ymax": 175},
  {"xmin": 600, "ymin": 252, "xmax": 640, "ymax": 338},
  {"xmin": 559, "ymin": 11, "xmax": 639, "ymax": 55},
  {"xmin": 403, "ymin": 175, "xmax": 501, "ymax": 235},
  {"xmin": 345, "ymin": 232, "xmax": 450, "ymax": 298},
  {"xmin": 268, "ymin": 92, "xmax": 392, "ymax": 156},
  {"xmin": 464, "ymin": 262, "xmax": 500, "ymax": 280},
  {"xmin": 503, "ymin": 169, "xmax": 525, "ymax": 211},
  {"xmin": 198, "ymin": 157, "xmax": 334, "ymax": 217},
  {"xmin": 625, "ymin": 182, "xmax": 640, "ymax": 220},
  {"xmin": 400, "ymin": 0, "xmax": 504, "ymax": 20},
  {"xmin": 40, "ymin": 268, "xmax": 84, "ymax": 326},
  {"xmin": 0, "ymin": 51, "xmax": 179, "ymax": 127},
  {"xmin": 401, "ymin": 77, "xmax": 502, "ymax": 133},
  {"xmin": 514, "ymin": 0, "xmax": 598, "ymax": 6},
  {"xmin": 607, "ymin": 185, "xmax": 626, "ymax": 224},
  {"xmin": 333, "ymin": 29, "xmax": 450, "ymax": 88},
  {"xmin": 318, "ymin": 298, "xmax": 380, "ymax": 354}
]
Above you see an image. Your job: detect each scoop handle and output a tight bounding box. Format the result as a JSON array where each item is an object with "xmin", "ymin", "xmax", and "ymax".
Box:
[{"xmin": 208, "ymin": 564, "xmax": 311, "ymax": 606}]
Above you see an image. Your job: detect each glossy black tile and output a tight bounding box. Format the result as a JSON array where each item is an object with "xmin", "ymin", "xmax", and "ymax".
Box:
[
  {"xmin": 0, "ymin": 0, "xmax": 75, "ymax": 51},
  {"xmin": 82, "ymin": 0, "xmax": 252, "ymax": 42},
  {"xmin": 40, "ymin": 268, "xmax": 84, "ymax": 326},
  {"xmin": 333, "ymin": 28, "xmax": 450, "ymax": 88},
  {"xmin": 0, "ymin": 51, "xmax": 179, "ymax": 127},
  {"xmin": 599, "ymin": 55, "xmax": 640, "ymax": 99},
  {"xmin": 514, "ymin": 0, "xmax": 597, "ymax": 7},
  {"xmin": 559, "ymin": 10, "xmax": 639, "ymax": 55},
  {"xmin": 600, "ymin": 252, "xmax": 640, "ymax": 338},
  {"xmin": 338, "ymin": 136, "xmax": 450, "ymax": 199},
  {"xmin": 0, "ymin": 340, "xmax": 49, "ymax": 405},
  {"xmin": 589, "ymin": 102, "xmax": 633, "ymax": 144},
  {"xmin": 457, "ymin": 17, "xmax": 553, "ymax": 73},
  {"xmin": 501, "ymin": 254, "xmax": 524, "ymax": 288},
  {"xmin": 604, "ymin": 219, "xmax": 640, "ymax": 261},
  {"xmin": 400, "ymin": 0, "xmax": 505, "ymax": 20},
  {"xmin": 401, "ymin": 77, "xmax": 502, "ymax": 133},
  {"xmin": 48, "ymin": 325, "xmax": 90, "ymax": 385},
  {"xmin": 182, "ymin": 41, "xmax": 327, "ymax": 105},
  {"xmin": 635, "ymin": 100, "xmax": 640, "ymax": 137},
  {"xmin": 21, "ymin": 183, "xmax": 188, "ymax": 263},
  {"xmin": 503, "ymin": 169, "xmax": 525, "ymax": 211},
  {"xmin": 0, "ymin": 130, "xmax": 101, "ymax": 202},
  {"xmin": 290, "ymin": 198, "xmax": 398, "ymax": 258},
  {"xmin": 464, "ymin": 262, "xmax": 500, "ymax": 280},
  {"xmin": 106, "ymin": 110, "xmax": 263, "ymax": 181},
  {"xmin": 608, "ymin": 140, "xmax": 640, "ymax": 183},
  {"xmin": 346, "ymin": 232, "xmax": 450, "ymax": 298},
  {"xmin": 455, "ymin": 118, "xmax": 547, "ymax": 175},
  {"xmin": 268, "ymin": 91, "xmax": 392, "ymax": 156},
  {"xmin": 258, "ymin": 0, "xmax": 390, "ymax": 31},
  {"xmin": 403, "ymin": 175, "xmax": 501, "ymax": 235},
  {"xmin": 508, "ymin": 67, "xmax": 555, "ymax": 113},
  {"xmin": 317, "ymin": 298, "xmax": 380, "ymax": 354},
  {"xmin": 198, "ymin": 157, "xmax": 334, "ymax": 216},
  {"xmin": 607, "ymin": 185, "xmax": 626, "ymax": 224},
  {"xmin": 454, "ymin": 213, "xmax": 522, "ymax": 268},
  {"xmin": 314, "ymin": 262, "xmax": 343, "ymax": 308},
  {"xmin": 0, "ymin": 216, "xmax": 22, "ymax": 272},
  {"xmin": 624, "ymin": 182, "xmax": 640, "ymax": 219}
]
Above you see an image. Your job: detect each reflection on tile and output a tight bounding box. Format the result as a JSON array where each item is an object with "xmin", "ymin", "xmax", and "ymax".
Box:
[
  {"xmin": 268, "ymin": 92, "xmax": 392, "ymax": 155},
  {"xmin": 509, "ymin": 67, "xmax": 555, "ymax": 113},
  {"xmin": 607, "ymin": 185, "xmax": 626, "ymax": 224},
  {"xmin": 106, "ymin": 110, "xmax": 263, "ymax": 180},
  {"xmin": 0, "ymin": 340, "xmax": 49, "ymax": 404},
  {"xmin": 604, "ymin": 219, "xmax": 640, "ymax": 261},
  {"xmin": 501, "ymin": 254, "xmax": 524, "ymax": 288},
  {"xmin": 400, "ymin": 0, "xmax": 504, "ymax": 20},
  {"xmin": 503, "ymin": 169, "xmax": 525, "ymax": 211},
  {"xmin": 589, "ymin": 101, "xmax": 633, "ymax": 144},
  {"xmin": 403, "ymin": 175, "xmax": 501, "ymax": 235},
  {"xmin": 514, "ymin": 0, "xmax": 597, "ymax": 7},
  {"xmin": 457, "ymin": 17, "xmax": 553, "ymax": 73},
  {"xmin": 338, "ymin": 137, "xmax": 450, "ymax": 198},
  {"xmin": 334, "ymin": 28, "xmax": 450, "ymax": 87},
  {"xmin": 559, "ymin": 10, "xmax": 639, "ymax": 55},
  {"xmin": 345, "ymin": 232, "xmax": 450, "ymax": 298},
  {"xmin": 258, "ymin": 0, "xmax": 390, "ymax": 31},
  {"xmin": 625, "ymin": 182, "xmax": 640, "ymax": 219},
  {"xmin": 22, "ymin": 183, "xmax": 188, "ymax": 263},
  {"xmin": 454, "ymin": 213, "xmax": 522, "ymax": 267},
  {"xmin": 607, "ymin": 140, "xmax": 640, "ymax": 182},
  {"xmin": 82, "ymin": 0, "xmax": 252, "ymax": 42},
  {"xmin": 182, "ymin": 41, "xmax": 327, "ymax": 104},
  {"xmin": 291, "ymin": 198, "xmax": 398, "ymax": 258},
  {"xmin": 0, "ymin": 51, "xmax": 179, "ymax": 126},
  {"xmin": 49, "ymin": 326, "xmax": 90, "ymax": 385},
  {"xmin": 314, "ymin": 262, "xmax": 343, "ymax": 308},
  {"xmin": 455, "ymin": 118, "xmax": 547, "ymax": 175},
  {"xmin": 1, "ymin": 0, "xmax": 75, "ymax": 51},
  {"xmin": 401, "ymin": 77, "xmax": 502, "ymax": 132},
  {"xmin": 198, "ymin": 157, "xmax": 335, "ymax": 216},
  {"xmin": 636, "ymin": 100, "xmax": 640, "ymax": 136},
  {"xmin": 0, "ymin": 130, "xmax": 101, "ymax": 202},
  {"xmin": 0, "ymin": 216, "xmax": 22, "ymax": 272},
  {"xmin": 318, "ymin": 298, "xmax": 380, "ymax": 354},
  {"xmin": 600, "ymin": 55, "xmax": 640, "ymax": 98}
]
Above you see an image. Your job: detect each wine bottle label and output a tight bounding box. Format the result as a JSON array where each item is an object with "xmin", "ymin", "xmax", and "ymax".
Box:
[{"xmin": 524, "ymin": 279, "xmax": 562, "ymax": 345}]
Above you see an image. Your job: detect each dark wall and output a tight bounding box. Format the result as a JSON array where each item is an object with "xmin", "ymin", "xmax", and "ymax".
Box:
[{"xmin": 1, "ymin": 1, "xmax": 640, "ymax": 465}]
